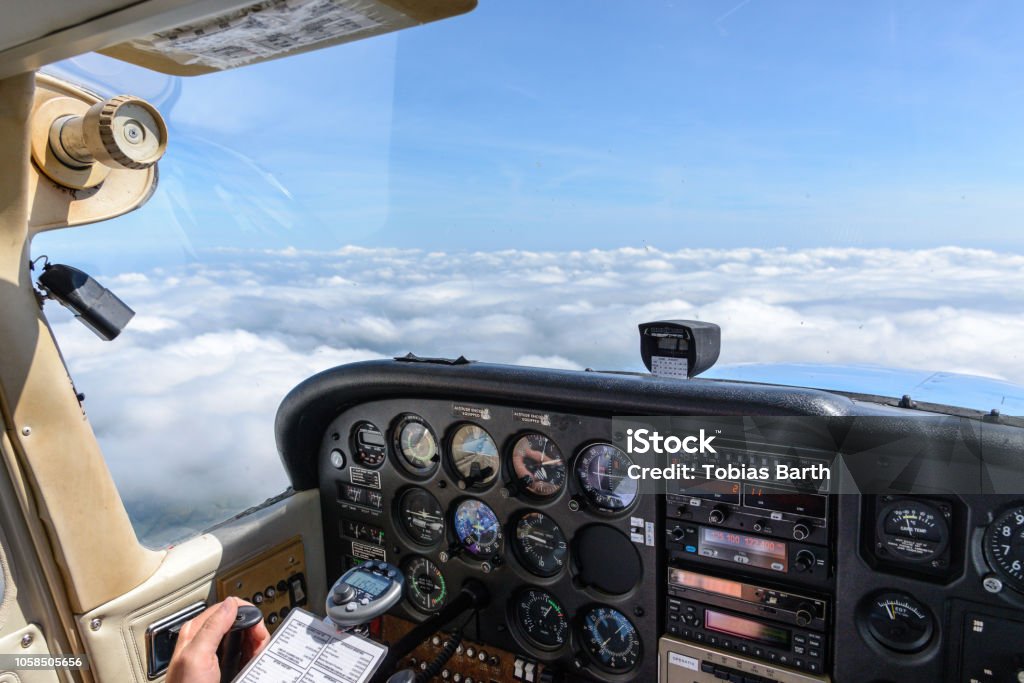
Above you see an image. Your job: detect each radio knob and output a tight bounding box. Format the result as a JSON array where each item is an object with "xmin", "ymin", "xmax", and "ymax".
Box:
[
  {"xmin": 795, "ymin": 607, "xmax": 813, "ymax": 626},
  {"xmin": 792, "ymin": 522, "xmax": 811, "ymax": 541},
  {"xmin": 670, "ymin": 526, "xmax": 686, "ymax": 541},
  {"xmin": 794, "ymin": 550, "xmax": 816, "ymax": 573},
  {"xmin": 708, "ymin": 506, "xmax": 728, "ymax": 524}
]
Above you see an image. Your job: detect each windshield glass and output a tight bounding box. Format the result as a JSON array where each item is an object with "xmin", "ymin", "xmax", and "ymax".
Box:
[{"xmin": 35, "ymin": 1, "xmax": 1024, "ymax": 546}]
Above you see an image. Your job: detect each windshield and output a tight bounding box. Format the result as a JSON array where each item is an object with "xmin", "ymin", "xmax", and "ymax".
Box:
[{"xmin": 34, "ymin": 1, "xmax": 1024, "ymax": 546}]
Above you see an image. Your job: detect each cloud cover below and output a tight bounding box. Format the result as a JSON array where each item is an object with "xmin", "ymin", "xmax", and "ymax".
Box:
[{"xmin": 46, "ymin": 246, "xmax": 1024, "ymax": 545}]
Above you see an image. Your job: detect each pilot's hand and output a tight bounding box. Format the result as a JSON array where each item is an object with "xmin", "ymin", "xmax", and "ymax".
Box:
[{"xmin": 166, "ymin": 597, "xmax": 271, "ymax": 683}]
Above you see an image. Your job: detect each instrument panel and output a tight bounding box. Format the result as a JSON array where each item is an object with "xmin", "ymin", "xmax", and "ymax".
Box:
[
  {"xmin": 290, "ymin": 359, "xmax": 1024, "ymax": 683},
  {"xmin": 319, "ymin": 398, "xmax": 660, "ymax": 682}
]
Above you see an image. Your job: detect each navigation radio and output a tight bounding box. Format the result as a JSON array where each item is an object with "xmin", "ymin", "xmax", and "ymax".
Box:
[{"xmin": 665, "ymin": 568, "xmax": 829, "ymax": 676}]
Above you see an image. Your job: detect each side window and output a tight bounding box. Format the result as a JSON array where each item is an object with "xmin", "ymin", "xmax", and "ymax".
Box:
[{"xmin": 32, "ymin": 49, "xmax": 396, "ymax": 547}]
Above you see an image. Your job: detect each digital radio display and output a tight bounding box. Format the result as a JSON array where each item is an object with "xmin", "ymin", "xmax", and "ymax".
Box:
[
  {"xmin": 743, "ymin": 484, "xmax": 827, "ymax": 518},
  {"xmin": 705, "ymin": 609, "xmax": 791, "ymax": 648},
  {"xmin": 677, "ymin": 478, "xmax": 741, "ymax": 504},
  {"xmin": 669, "ymin": 569, "xmax": 745, "ymax": 598},
  {"xmin": 699, "ymin": 528, "xmax": 788, "ymax": 572}
]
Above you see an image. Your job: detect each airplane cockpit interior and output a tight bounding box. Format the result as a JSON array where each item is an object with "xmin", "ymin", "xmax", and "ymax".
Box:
[{"xmin": 1, "ymin": 2, "xmax": 1022, "ymax": 683}]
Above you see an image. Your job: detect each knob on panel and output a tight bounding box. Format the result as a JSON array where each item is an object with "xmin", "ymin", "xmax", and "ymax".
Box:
[
  {"xmin": 794, "ymin": 550, "xmax": 816, "ymax": 572},
  {"xmin": 708, "ymin": 506, "xmax": 728, "ymax": 524},
  {"xmin": 792, "ymin": 522, "xmax": 811, "ymax": 541}
]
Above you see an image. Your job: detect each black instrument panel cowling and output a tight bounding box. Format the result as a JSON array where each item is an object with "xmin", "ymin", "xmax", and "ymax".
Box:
[{"xmin": 277, "ymin": 359, "xmax": 1024, "ymax": 683}]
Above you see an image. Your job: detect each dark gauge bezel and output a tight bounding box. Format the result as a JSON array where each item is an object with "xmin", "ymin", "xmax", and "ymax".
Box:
[
  {"xmin": 349, "ymin": 420, "xmax": 387, "ymax": 469},
  {"xmin": 876, "ymin": 499, "xmax": 950, "ymax": 562},
  {"xmin": 451, "ymin": 498, "xmax": 504, "ymax": 558},
  {"xmin": 402, "ymin": 556, "xmax": 448, "ymax": 614},
  {"xmin": 578, "ymin": 605, "xmax": 642, "ymax": 673},
  {"xmin": 396, "ymin": 487, "xmax": 445, "ymax": 547},
  {"xmin": 446, "ymin": 422, "xmax": 500, "ymax": 490},
  {"xmin": 511, "ymin": 511, "xmax": 568, "ymax": 578},
  {"xmin": 391, "ymin": 414, "xmax": 440, "ymax": 478},
  {"xmin": 859, "ymin": 591, "xmax": 935, "ymax": 653},
  {"xmin": 574, "ymin": 442, "xmax": 639, "ymax": 513},
  {"xmin": 984, "ymin": 505, "xmax": 1024, "ymax": 593},
  {"xmin": 508, "ymin": 431, "xmax": 567, "ymax": 500},
  {"xmin": 512, "ymin": 587, "xmax": 569, "ymax": 651}
]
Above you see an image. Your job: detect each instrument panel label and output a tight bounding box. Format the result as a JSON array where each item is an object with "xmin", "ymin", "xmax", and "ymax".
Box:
[
  {"xmin": 349, "ymin": 467, "xmax": 382, "ymax": 489},
  {"xmin": 668, "ymin": 652, "xmax": 699, "ymax": 671},
  {"xmin": 351, "ymin": 542, "xmax": 386, "ymax": 562},
  {"xmin": 512, "ymin": 408, "xmax": 553, "ymax": 427},
  {"xmin": 452, "ymin": 403, "xmax": 492, "ymax": 421}
]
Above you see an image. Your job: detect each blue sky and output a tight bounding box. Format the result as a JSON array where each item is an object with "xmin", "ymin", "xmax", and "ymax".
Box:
[{"xmin": 38, "ymin": 0, "xmax": 1024, "ymax": 267}]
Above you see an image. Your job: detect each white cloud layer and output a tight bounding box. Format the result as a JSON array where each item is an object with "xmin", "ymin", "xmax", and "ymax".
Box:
[{"xmin": 46, "ymin": 246, "xmax": 1024, "ymax": 545}]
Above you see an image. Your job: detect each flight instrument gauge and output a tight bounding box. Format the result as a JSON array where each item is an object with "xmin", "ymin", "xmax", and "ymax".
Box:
[
  {"xmin": 984, "ymin": 505, "xmax": 1024, "ymax": 593},
  {"xmin": 397, "ymin": 487, "xmax": 445, "ymax": 546},
  {"xmin": 512, "ymin": 511, "xmax": 568, "ymax": 577},
  {"xmin": 513, "ymin": 588, "xmax": 569, "ymax": 650},
  {"xmin": 575, "ymin": 443, "xmax": 638, "ymax": 511},
  {"xmin": 393, "ymin": 415, "xmax": 439, "ymax": 475},
  {"xmin": 403, "ymin": 556, "xmax": 447, "ymax": 613},
  {"xmin": 453, "ymin": 499, "xmax": 504, "ymax": 557},
  {"xmin": 860, "ymin": 591, "xmax": 934, "ymax": 653},
  {"xmin": 350, "ymin": 421, "xmax": 387, "ymax": 468},
  {"xmin": 449, "ymin": 423, "xmax": 500, "ymax": 488},
  {"xmin": 579, "ymin": 606, "xmax": 642, "ymax": 672},
  {"xmin": 510, "ymin": 432, "xmax": 566, "ymax": 498},
  {"xmin": 877, "ymin": 499, "xmax": 950, "ymax": 562}
]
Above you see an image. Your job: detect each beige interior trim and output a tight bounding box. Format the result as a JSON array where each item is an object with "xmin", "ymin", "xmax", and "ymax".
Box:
[
  {"xmin": 0, "ymin": 624, "xmax": 60, "ymax": 682},
  {"xmin": 77, "ymin": 490, "xmax": 325, "ymax": 683},
  {"xmin": 0, "ymin": 72, "xmax": 162, "ymax": 616}
]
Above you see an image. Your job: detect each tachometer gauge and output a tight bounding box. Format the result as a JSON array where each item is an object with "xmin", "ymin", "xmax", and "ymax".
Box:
[
  {"xmin": 514, "ymin": 588, "xmax": 568, "ymax": 650},
  {"xmin": 403, "ymin": 556, "xmax": 447, "ymax": 613},
  {"xmin": 985, "ymin": 505, "xmax": 1024, "ymax": 593},
  {"xmin": 575, "ymin": 443, "xmax": 638, "ymax": 511},
  {"xmin": 397, "ymin": 488, "xmax": 445, "ymax": 546},
  {"xmin": 860, "ymin": 591, "xmax": 934, "ymax": 653},
  {"xmin": 510, "ymin": 433, "xmax": 566, "ymax": 498},
  {"xmin": 877, "ymin": 499, "xmax": 950, "ymax": 562},
  {"xmin": 452, "ymin": 499, "xmax": 503, "ymax": 557},
  {"xmin": 350, "ymin": 421, "xmax": 387, "ymax": 468},
  {"xmin": 393, "ymin": 415, "xmax": 439, "ymax": 475},
  {"xmin": 449, "ymin": 423, "xmax": 499, "ymax": 488},
  {"xmin": 512, "ymin": 511, "xmax": 568, "ymax": 577},
  {"xmin": 579, "ymin": 606, "xmax": 641, "ymax": 672}
]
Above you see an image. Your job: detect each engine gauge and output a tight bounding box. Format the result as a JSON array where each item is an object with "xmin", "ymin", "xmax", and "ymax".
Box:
[
  {"xmin": 860, "ymin": 591, "xmax": 934, "ymax": 653},
  {"xmin": 514, "ymin": 588, "xmax": 569, "ymax": 650},
  {"xmin": 579, "ymin": 606, "xmax": 642, "ymax": 672},
  {"xmin": 452, "ymin": 499, "xmax": 504, "ymax": 557},
  {"xmin": 985, "ymin": 505, "xmax": 1024, "ymax": 593},
  {"xmin": 402, "ymin": 556, "xmax": 447, "ymax": 613},
  {"xmin": 449, "ymin": 423, "xmax": 499, "ymax": 488},
  {"xmin": 877, "ymin": 499, "xmax": 950, "ymax": 562},
  {"xmin": 510, "ymin": 433, "xmax": 566, "ymax": 498},
  {"xmin": 575, "ymin": 443, "xmax": 638, "ymax": 511},
  {"xmin": 393, "ymin": 415, "xmax": 439, "ymax": 475},
  {"xmin": 397, "ymin": 488, "xmax": 445, "ymax": 546},
  {"xmin": 512, "ymin": 511, "xmax": 568, "ymax": 577},
  {"xmin": 350, "ymin": 421, "xmax": 387, "ymax": 468}
]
